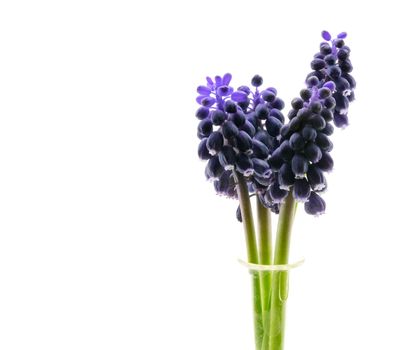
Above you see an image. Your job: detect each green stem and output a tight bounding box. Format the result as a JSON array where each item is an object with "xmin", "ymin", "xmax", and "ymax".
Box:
[
  {"xmin": 256, "ymin": 195, "xmax": 272, "ymax": 346},
  {"xmin": 234, "ymin": 172, "xmax": 263, "ymax": 350},
  {"xmin": 268, "ymin": 191, "xmax": 297, "ymax": 350}
]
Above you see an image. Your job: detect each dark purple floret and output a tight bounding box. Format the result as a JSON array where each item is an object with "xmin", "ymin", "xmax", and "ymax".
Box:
[
  {"xmin": 269, "ymin": 181, "xmax": 288, "ymax": 203},
  {"xmin": 293, "ymin": 178, "xmax": 311, "ymax": 202},
  {"xmin": 240, "ymin": 120, "xmax": 256, "ymax": 138},
  {"xmin": 252, "ymin": 139, "xmax": 270, "ymax": 160},
  {"xmin": 252, "ymin": 158, "xmax": 272, "ymax": 178},
  {"xmin": 196, "ymin": 106, "xmax": 210, "ymax": 120},
  {"xmin": 316, "ymin": 152, "xmax": 334, "ymax": 172},
  {"xmin": 265, "ymin": 117, "xmax": 283, "ymax": 137},
  {"xmin": 206, "ymin": 131, "xmax": 224, "ymax": 155},
  {"xmin": 206, "ymin": 155, "xmax": 224, "ymax": 179},
  {"xmin": 271, "ymin": 97, "xmax": 285, "ymax": 110},
  {"xmin": 251, "ymin": 75, "xmax": 263, "ymax": 87},
  {"xmin": 307, "ymin": 165, "xmax": 326, "ymax": 191},
  {"xmin": 211, "ymin": 110, "xmax": 227, "ymax": 125},
  {"xmin": 198, "ymin": 138, "xmax": 211, "ymax": 160},
  {"xmin": 198, "ymin": 119, "xmax": 213, "ymax": 138},
  {"xmin": 278, "ymin": 163, "xmax": 295, "ymax": 190},
  {"xmin": 218, "ymin": 145, "xmax": 236, "ymax": 170},
  {"xmin": 291, "ymin": 154, "xmax": 309, "ymax": 179},
  {"xmin": 222, "ymin": 121, "xmax": 239, "ymax": 139},
  {"xmin": 304, "ymin": 142, "xmax": 322, "ymax": 163},
  {"xmin": 235, "ymin": 131, "xmax": 253, "ymax": 153},
  {"xmin": 333, "ymin": 113, "xmax": 349, "ymax": 128},
  {"xmin": 304, "ymin": 192, "xmax": 326, "ymax": 215},
  {"xmin": 236, "ymin": 153, "xmax": 254, "ymax": 176}
]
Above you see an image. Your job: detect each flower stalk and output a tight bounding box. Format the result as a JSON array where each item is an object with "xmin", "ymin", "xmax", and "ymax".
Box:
[
  {"xmin": 267, "ymin": 192, "xmax": 297, "ymax": 350},
  {"xmin": 234, "ymin": 171, "xmax": 263, "ymax": 350},
  {"xmin": 256, "ymin": 196, "xmax": 273, "ymax": 341}
]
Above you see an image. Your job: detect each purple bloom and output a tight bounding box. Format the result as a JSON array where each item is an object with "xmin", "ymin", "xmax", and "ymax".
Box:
[
  {"xmin": 195, "ymin": 31, "xmax": 356, "ymax": 219},
  {"xmin": 261, "ymin": 30, "xmax": 356, "ymax": 216},
  {"xmin": 194, "ymin": 73, "xmax": 285, "ymax": 206}
]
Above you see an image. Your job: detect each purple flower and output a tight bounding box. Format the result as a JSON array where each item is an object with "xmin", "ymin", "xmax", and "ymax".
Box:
[
  {"xmin": 195, "ymin": 73, "xmax": 284, "ymax": 206},
  {"xmin": 195, "ymin": 30, "xmax": 356, "ymax": 219},
  {"xmin": 260, "ymin": 31, "xmax": 356, "ymax": 216}
]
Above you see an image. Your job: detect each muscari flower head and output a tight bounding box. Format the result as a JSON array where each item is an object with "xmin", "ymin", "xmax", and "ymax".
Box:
[
  {"xmin": 195, "ymin": 31, "xmax": 356, "ymax": 219},
  {"xmin": 195, "ymin": 73, "xmax": 285, "ymax": 219},
  {"xmin": 263, "ymin": 30, "xmax": 356, "ymax": 216}
]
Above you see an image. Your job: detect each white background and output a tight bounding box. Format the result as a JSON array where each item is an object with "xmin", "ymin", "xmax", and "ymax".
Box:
[{"xmin": 1, "ymin": 0, "xmax": 414, "ymax": 349}]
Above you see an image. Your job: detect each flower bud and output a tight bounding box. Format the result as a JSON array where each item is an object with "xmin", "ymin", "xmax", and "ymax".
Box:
[
  {"xmin": 218, "ymin": 145, "xmax": 236, "ymax": 170},
  {"xmin": 317, "ymin": 152, "xmax": 334, "ymax": 172},
  {"xmin": 307, "ymin": 164, "xmax": 326, "ymax": 191},
  {"xmin": 289, "ymin": 133, "xmax": 306, "ymax": 151},
  {"xmin": 311, "ymin": 58, "xmax": 326, "ymax": 70},
  {"xmin": 235, "ymin": 131, "xmax": 253, "ymax": 153},
  {"xmin": 231, "ymin": 91, "xmax": 248, "ymax": 103},
  {"xmin": 333, "ymin": 113, "xmax": 349, "ymax": 128},
  {"xmin": 235, "ymin": 153, "xmax": 254, "ymax": 176},
  {"xmin": 333, "ymin": 92, "xmax": 349, "ymax": 114},
  {"xmin": 211, "ymin": 110, "xmax": 227, "ymax": 125},
  {"xmin": 206, "ymin": 131, "xmax": 224, "ymax": 155},
  {"xmin": 269, "ymin": 181, "xmax": 288, "ymax": 203},
  {"xmin": 198, "ymin": 138, "xmax": 211, "ymax": 160},
  {"xmin": 304, "ymin": 142, "xmax": 322, "ymax": 163},
  {"xmin": 224, "ymin": 100, "xmax": 237, "ymax": 113},
  {"xmin": 304, "ymin": 192, "xmax": 326, "ymax": 216},
  {"xmin": 309, "ymin": 115, "xmax": 326, "ymax": 130},
  {"xmin": 265, "ymin": 117, "xmax": 283, "ymax": 137},
  {"xmin": 197, "ymin": 85, "xmax": 211, "ymax": 95},
  {"xmin": 302, "ymin": 125, "xmax": 317, "ymax": 142},
  {"xmin": 214, "ymin": 170, "xmax": 231, "ymax": 193},
  {"xmin": 251, "ymin": 74, "xmax": 263, "ymax": 87},
  {"xmin": 229, "ymin": 111, "xmax": 246, "ymax": 128},
  {"xmin": 262, "ymin": 90, "xmax": 276, "ymax": 102},
  {"xmin": 252, "ymin": 139, "xmax": 270, "ymax": 160},
  {"xmin": 293, "ymin": 178, "xmax": 311, "ymax": 202},
  {"xmin": 206, "ymin": 155, "xmax": 224, "ymax": 179},
  {"xmin": 279, "ymin": 140, "xmax": 294, "ymax": 161},
  {"xmin": 321, "ymin": 123, "xmax": 334, "ymax": 135},
  {"xmin": 196, "ymin": 106, "xmax": 210, "ymax": 120},
  {"xmin": 254, "ymin": 130, "xmax": 273, "ymax": 149},
  {"xmin": 291, "ymin": 97, "xmax": 304, "ymax": 110},
  {"xmin": 291, "ymin": 154, "xmax": 309, "ymax": 178},
  {"xmin": 240, "ymin": 120, "xmax": 256, "ymax": 137},
  {"xmin": 271, "ymin": 97, "xmax": 285, "ymax": 110},
  {"xmin": 315, "ymin": 132, "xmax": 333, "ymax": 152},
  {"xmin": 268, "ymin": 149, "xmax": 284, "ymax": 171},
  {"xmin": 278, "ymin": 163, "xmax": 295, "ymax": 190},
  {"xmin": 198, "ymin": 119, "xmax": 213, "ymax": 137},
  {"xmin": 255, "ymin": 103, "xmax": 269, "ymax": 120},
  {"xmin": 269, "ymin": 108, "xmax": 285, "ymax": 123},
  {"xmin": 252, "ymin": 158, "xmax": 272, "ymax": 178},
  {"xmin": 222, "ymin": 121, "xmax": 239, "ymax": 139}
]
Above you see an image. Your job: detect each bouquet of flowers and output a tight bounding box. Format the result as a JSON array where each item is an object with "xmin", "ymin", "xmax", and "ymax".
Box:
[{"xmin": 194, "ymin": 31, "xmax": 356, "ymax": 350}]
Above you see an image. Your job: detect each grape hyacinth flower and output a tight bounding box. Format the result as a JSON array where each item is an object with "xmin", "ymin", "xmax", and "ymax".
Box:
[
  {"xmin": 194, "ymin": 31, "xmax": 356, "ymax": 350},
  {"xmin": 264, "ymin": 30, "xmax": 356, "ymax": 216},
  {"xmin": 195, "ymin": 73, "xmax": 285, "ymax": 211}
]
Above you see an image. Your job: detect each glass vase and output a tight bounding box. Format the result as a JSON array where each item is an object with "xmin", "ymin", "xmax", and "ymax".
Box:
[{"xmin": 240, "ymin": 258, "xmax": 304, "ymax": 350}]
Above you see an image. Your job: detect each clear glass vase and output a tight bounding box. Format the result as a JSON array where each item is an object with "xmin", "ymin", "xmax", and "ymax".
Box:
[{"xmin": 240, "ymin": 259, "xmax": 304, "ymax": 350}]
